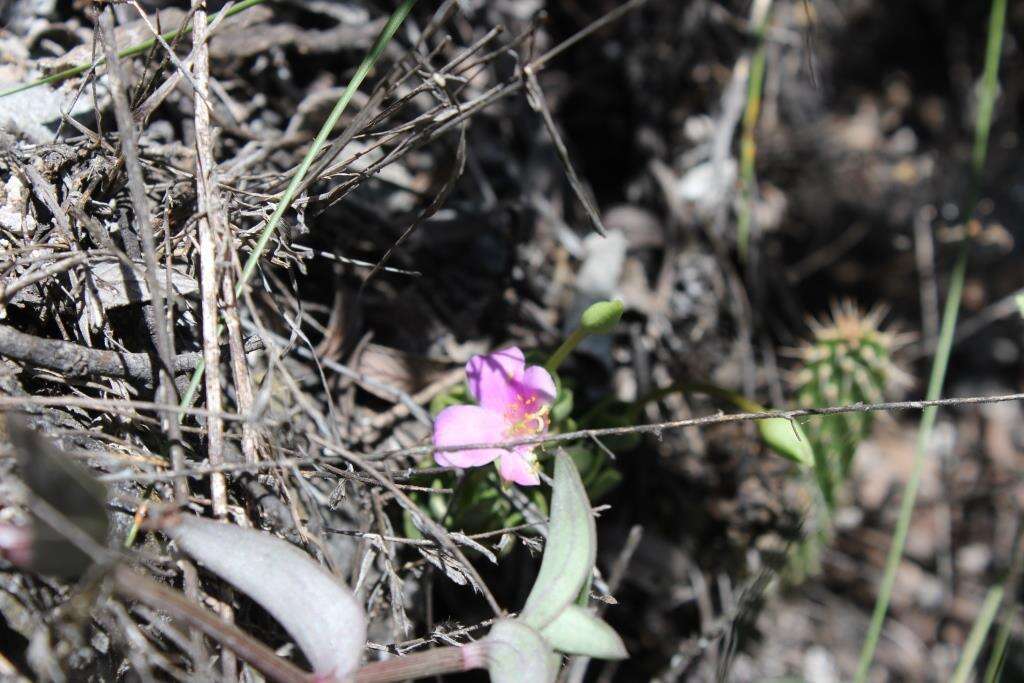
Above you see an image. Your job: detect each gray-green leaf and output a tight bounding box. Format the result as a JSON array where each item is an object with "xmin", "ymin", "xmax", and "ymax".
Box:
[
  {"xmin": 520, "ymin": 451, "xmax": 596, "ymax": 629},
  {"xmin": 540, "ymin": 604, "xmax": 627, "ymax": 659},
  {"xmin": 484, "ymin": 619, "xmax": 558, "ymax": 683},
  {"xmin": 167, "ymin": 516, "xmax": 366, "ymax": 678},
  {"xmin": 8, "ymin": 417, "xmax": 109, "ymax": 578}
]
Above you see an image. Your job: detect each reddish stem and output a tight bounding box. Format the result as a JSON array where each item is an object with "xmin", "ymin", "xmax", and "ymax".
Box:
[{"xmin": 353, "ymin": 643, "xmax": 486, "ymax": 683}]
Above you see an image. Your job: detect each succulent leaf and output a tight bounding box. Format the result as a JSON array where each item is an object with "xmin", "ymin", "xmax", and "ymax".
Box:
[
  {"xmin": 484, "ymin": 619, "xmax": 558, "ymax": 683},
  {"xmin": 8, "ymin": 418, "xmax": 109, "ymax": 578},
  {"xmin": 539, "ymin": 604, "xmax": 627, "ymax": 660},
  {"xmin": 520, "ymin": 451, "xmax": 596, "ymax": 629},
  {"xmin": 167, "ymin": 516, "xmax": 366, "ymax": 678}
]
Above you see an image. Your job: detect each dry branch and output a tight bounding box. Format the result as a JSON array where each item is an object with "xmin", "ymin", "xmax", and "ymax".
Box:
[{"xmin": 0, "ymin": 324, "xmax": 260, "ymax": 386}]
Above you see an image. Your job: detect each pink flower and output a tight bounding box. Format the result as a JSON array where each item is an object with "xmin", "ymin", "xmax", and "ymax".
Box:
[{"xmin": 433, "ymin": 347, "xmax": 556, "ymax": 486}]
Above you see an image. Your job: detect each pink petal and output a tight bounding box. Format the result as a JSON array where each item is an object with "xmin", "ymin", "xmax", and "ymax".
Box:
[
  {"xmin": 466, "ymin": 347, "xmax": 526, "ymax": 411},
  {"xmin": 433, "ymin": 405, "xmax": 508, "ymax": 468},
  {"xmin": 498, "ymin": 448, "xmax": 541, "ymax": 486},
  {"xmin": 519, "ymin": 365, "xmax": 557, "ymax": 406}
]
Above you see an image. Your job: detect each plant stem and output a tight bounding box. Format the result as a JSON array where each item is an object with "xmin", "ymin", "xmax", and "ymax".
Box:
[
  {"xmin": 982, "ymin": 512, "xmax": 1024, "ymax": 683},
  {"xmin": 353, "ymin": 644, "xmax": 485, "ymax": 683},
  {"xmin": 545, "ymin": 328, "xmax": 588, "ymax": 374},
  {"xmin": 983, "ymin": 608, "xmax": 1015, "ymax": 683},
  {"xmin": 853, "ymin": 0, "xmax": 1007, "ymax": 679}
]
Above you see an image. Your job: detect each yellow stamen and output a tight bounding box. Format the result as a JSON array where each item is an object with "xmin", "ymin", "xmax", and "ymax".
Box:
[{"xmin": 506, "ymin": 402, "xmax": 550, "ymax": 436}]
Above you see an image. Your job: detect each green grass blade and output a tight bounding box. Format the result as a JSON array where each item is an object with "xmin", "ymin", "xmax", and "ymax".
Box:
[
  {"xmin": 0, "ymin": 0, "xmax": 268, "ymax": 98},
  {"xmin": 178, "ymin": 0, "xmax": 418, "ymax": 414},
  {"xmin": 982, "ymin": 516, "xmax": 1024, "ymax": 683},
  {"xmin": 951, "ymin": 586, "xmax": 1004, "ymax": 683},
  {"xmin": 235, "ymin": 0, "xmax": 417, "ymax": 294},
  {"xmin": 982, "ymin": 608, "xmax": 1015, "ymax": 683},
  {"xmin": 853, "ymin": 0, "xmax": 1008, "ymax": 679},
  {"xmin": 737, "ymin": 0, "xmax": 772, "ymax": 264}
]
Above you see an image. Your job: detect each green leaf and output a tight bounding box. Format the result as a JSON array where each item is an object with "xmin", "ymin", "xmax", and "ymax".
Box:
[
  {"xmin": 429, "ymin": 383, "xmax": 470, "ymax": 416},
  {"xmin": 540, "ymin": 605, "xmax": 627, "ymax": 660},
  {"xmin": 758, "ymin": 417, "xmax": 814, "ymax": 467},
  {"xmin": 550, "ymin": 387, "xmax": 574, "ymax": 425},
  {"xmin": 484, "ymin": 619, "xmax": 558, "ymax": 683},
  {"xmin": 520, "ymin": 452, "xmax": 596, "ymax": 629}
]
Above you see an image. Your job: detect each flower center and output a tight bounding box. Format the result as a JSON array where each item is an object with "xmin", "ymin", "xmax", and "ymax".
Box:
[{"xmin": 504, "ymin": 395, "xmax": 550, "ymax": 437}]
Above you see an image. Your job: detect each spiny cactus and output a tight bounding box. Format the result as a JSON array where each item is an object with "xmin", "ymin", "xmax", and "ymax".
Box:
[
  {"xmin": 783, "ymin": 301, "xmax": 907, "ymax": 583},
  {"xmin": 791, "ymin": 300, "xmax": 908, "ymax": 507}
]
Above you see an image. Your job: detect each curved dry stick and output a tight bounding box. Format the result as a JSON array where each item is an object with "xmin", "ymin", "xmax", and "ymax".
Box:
[{"xmin": 112, "ymin": 566, "xmax": 312, "ymax": 683}]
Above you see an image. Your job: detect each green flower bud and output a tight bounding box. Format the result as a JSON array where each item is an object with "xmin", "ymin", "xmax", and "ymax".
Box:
[
  {"xmin": 580, "ymin": 300, "xmax": 623, "ymax": 335},
  {"xmin": 758, "ymin": 417, "xmax": 815, "ymax": 467}
]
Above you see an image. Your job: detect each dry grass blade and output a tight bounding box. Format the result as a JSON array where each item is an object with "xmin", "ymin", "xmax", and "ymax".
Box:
[
  {"xmin": 524, "ymin": 67, "xmax": 606, "ymax": 237},
  {"xmin": 190, "ymin": 0, "xmax": 229, "ymax": 519}
]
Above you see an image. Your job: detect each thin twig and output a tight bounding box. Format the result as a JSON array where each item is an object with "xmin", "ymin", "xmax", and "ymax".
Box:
[
  {"xmin": 223, "ymin": 252, "xmax": 259, "ymax": 463},
  {"xmin": 133, "ymin": 1, "xmax": 237, "ymax": 125},
  {"xmin": 97, "ymin": 6, "xmax": 206, "ymax": 664},
  {"xmin": 98, "ymin": 5, "xmax": 185, "ymax": 497},
  {"xmin": 4, "ymin": 391, "xmax": 1022, "ymax": 458},
  {"xmin": 373, "ymin": 391, "xmax": 1024, "ymax": 460},
  {"xmin": 191, "ymin": 0, "xmax": 228, "ymax": 519},
  {"xmin": 527, "ymin": 0, "xmax": 650, "ymax": 72},
  {"xmin": 189, "ymin": 3, "xmax": 235, "ymax": 675},
  {"xmin": 126, "ymin": 0, "xmax": 206, "ymax": 104}
]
